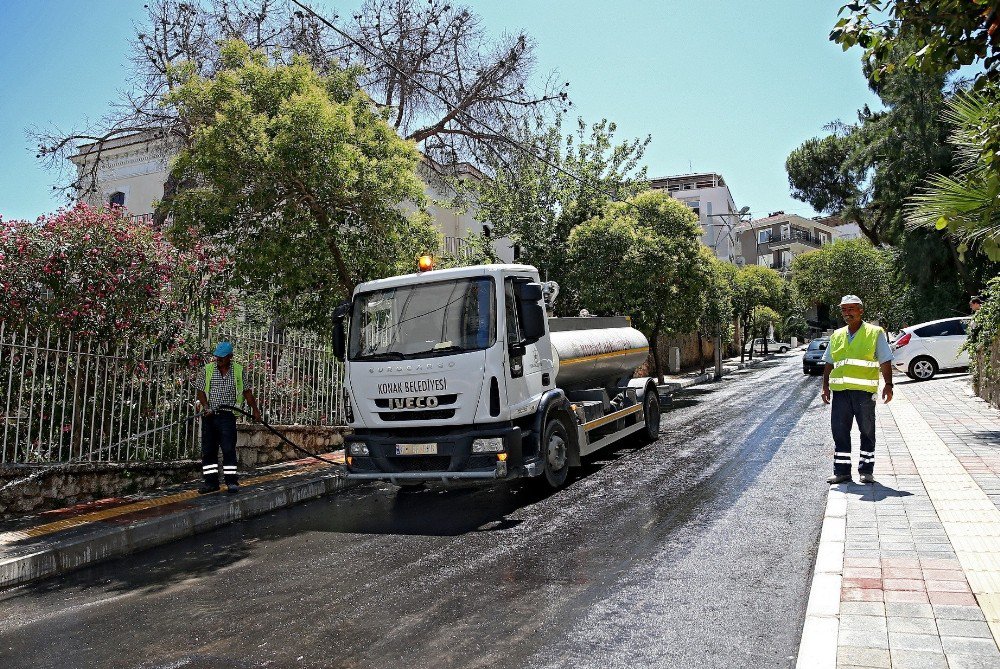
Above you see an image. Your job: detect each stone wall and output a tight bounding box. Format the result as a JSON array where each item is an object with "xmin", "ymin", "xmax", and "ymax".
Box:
[
  {"xmin": 636, "ymin": 332, "xmax": 740, "ymax": 377},
  {"xmin": 974, "ymin": 339, "xmax": 1000, "ymax": 409},
  {"xmin": 0, "ymin": 424, "xmax": 347, "ymax": 518}
]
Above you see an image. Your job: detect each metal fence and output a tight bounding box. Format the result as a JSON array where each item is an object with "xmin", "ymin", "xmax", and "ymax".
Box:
[{"xmin": 0, "ymin": 323, "xmax": 344, "ymax": 466}]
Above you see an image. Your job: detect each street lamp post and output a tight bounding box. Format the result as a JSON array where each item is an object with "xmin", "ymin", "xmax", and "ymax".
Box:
[{"xmin": 703, "ymin": 206, "xmax": 751, "ymax": 378}]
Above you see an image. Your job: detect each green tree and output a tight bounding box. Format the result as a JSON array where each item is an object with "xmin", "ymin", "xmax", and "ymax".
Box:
[
  {"xmin": 908, "ymin": 82, "xmax": 1000, "ymax": 261},
  {"xmin": 166, "ymin": 41, "xmax": 439, "ymax": 331},
  {"xmin": 697, "ymin": 249, "xmax": 735, "ymax": 373},
  {"xmin": 567, "ymin": 191, "xmax": 707, "ymax": 382},
  {"xmin": 730, "ymin": 265, "xmax": 786, "ymax": 362},
  {"xmin": 790, "ymin": 239, "xmax": 906, "ymax": 330},
  {"xmin": 474, "ymin": 115, "xmax": 650, "ymax": 313},
  {"xmin": 830, "ymin": 1, "xmax": 1000, "ymax": 88}
]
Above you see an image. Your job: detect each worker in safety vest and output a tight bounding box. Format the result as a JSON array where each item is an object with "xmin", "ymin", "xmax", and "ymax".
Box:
[
  {"xmin": 195, "ymin": 342, "xmax": 262, "ymax": 494},
  {"xmin": 821, "ymin": 295, "xmax": 894, "ymax": 485}
]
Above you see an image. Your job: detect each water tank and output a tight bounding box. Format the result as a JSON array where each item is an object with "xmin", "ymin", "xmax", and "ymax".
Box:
[{"xmin": 549, "ymin": 317, "xmax": 649, "ymax": 390}]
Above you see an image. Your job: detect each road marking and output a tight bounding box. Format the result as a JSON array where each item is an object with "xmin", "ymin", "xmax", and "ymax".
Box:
[
  {"xmin": 0, "ymin": 459, "xmax": 342, "ymax": 544},
  {"xmin": 891, "ymin": 393, "xmax": 1000, "ymax": 646}
]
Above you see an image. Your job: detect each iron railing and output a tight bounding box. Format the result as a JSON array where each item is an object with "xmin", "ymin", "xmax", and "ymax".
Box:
[{"xmin": 0, "ymin": 323, "xmax": 343, "ymax": 465}]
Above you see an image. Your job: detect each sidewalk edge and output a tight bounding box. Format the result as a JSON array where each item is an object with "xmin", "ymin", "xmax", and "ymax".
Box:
[{"xmin": 0, "ymin": 470, "xmax": 354, "ymax": 590}]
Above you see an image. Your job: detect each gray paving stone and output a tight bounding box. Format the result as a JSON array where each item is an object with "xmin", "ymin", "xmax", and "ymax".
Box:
[
  {"xmin": 886, "ymin": 616, "xmax": 937, "ymax": 635},
  {"xmin": 888, "ymin": 632, "xmax": 943, "ymax": 653},
  {"xmin": 934, "ymin": 618, "xmax": 993, "ymax": 638},
  {"xmin": 841, "ymin": 627, "xmax": 889, "ymax": 649},
  {"xmin": 840, "ymin": 614, "xmax": 888, "ymax": 633},
  {"xmin": 885, "ymin": 602, "xmax": 934, "ymax": 618},
  {"xmin": 837, "ymin": 645, "xmax": 891, "ymax": 668},
  {"xmin": 887, "ymin": 649, "xmax": 948, "ymax": 669},
  {"xmin": 931, "ymin": 604, "xmax": 985, "ymax": 621},
  {"xmin": 939, "ymin": 636, "xmax": 1000, "ymax": 657},
  {"xmin": 945, "ymin": 652, "xmax": 1000, "ymax": 669},
  {"xmin": 841, "ymin": 601, "xmax": 886, "ymax": 617}
]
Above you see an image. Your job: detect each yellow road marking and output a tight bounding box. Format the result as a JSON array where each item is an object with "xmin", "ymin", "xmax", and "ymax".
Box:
[
  {"xmin": 559, "ymin": 347, "xmax": 649, "ymax": 366},
  {"xmin": 1, "ymin": 458, "xmax": 343, "ymax": 543}
]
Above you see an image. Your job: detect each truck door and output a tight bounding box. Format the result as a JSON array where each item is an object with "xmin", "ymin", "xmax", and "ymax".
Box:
[{"xmin": 503, "ymin": 277, "xmax": 548, "ymax": 420}]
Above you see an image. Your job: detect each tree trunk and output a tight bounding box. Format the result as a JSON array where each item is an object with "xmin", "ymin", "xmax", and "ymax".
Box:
[
  {"xmin": 650, "ymin": 316, "xmax": 664, "ymax": 384},
  {"xmin": 698, "ymin": 331, "xmax": 706, "ymax": 375}
]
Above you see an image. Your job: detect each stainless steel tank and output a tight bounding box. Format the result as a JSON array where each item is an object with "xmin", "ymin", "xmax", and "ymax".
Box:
[{"xmin": 549, "ymin": 317, "xmax": 649, "ymax": 390}]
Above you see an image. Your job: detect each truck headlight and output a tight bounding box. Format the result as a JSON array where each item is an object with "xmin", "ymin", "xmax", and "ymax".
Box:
[
  {"xmin": 348, "ymin": 441, "xmax": 369, "ymax": 456},
  {"xmin": 472, "ymin": 437, "xmax": 504, "ymax": 453}
]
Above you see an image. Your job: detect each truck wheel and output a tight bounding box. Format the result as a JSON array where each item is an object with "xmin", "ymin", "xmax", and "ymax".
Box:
[
  {"xmin": 541, "ymin": 417, "xmax": 570, "ymax": 488},
  {"xmin": 637, "ymin": 391, "xmax": 661, "ymax": 444}
]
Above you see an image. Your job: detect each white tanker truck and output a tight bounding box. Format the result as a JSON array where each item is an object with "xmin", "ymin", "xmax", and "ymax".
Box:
[{"xmin": 331, "ymin": 262, "xmax": 661, "ymax": 488}]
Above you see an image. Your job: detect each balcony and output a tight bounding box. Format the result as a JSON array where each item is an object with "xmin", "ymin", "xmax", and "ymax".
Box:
[
  {"xmin": 759, "ymin": 261, "xmax": 792, "ymax": 273},
  {"xmin": 762, "ymin": 228, "xmax": 824, "ymax": 251}
]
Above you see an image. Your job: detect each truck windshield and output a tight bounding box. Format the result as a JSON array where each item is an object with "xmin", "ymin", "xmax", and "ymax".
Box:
[{"xmin": 348, "ymin": 277, "xmax": 496, "ymax": 361}]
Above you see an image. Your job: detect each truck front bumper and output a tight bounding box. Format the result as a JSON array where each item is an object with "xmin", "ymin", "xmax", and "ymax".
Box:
[{"xmin": 344, "ymin": 423, "xmax": 523, "ymax": 484}]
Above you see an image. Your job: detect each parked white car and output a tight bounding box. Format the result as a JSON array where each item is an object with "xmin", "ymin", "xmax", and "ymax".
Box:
[
  {"xmin": 750, "ymin": 337, "xmax": 791, "ymax": 354},
  {"xmin": 891, "ymin": 317, "xmax": 971, "ymax": 381}
]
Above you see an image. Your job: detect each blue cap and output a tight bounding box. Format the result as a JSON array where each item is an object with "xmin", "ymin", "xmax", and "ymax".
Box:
[{"xmin": 213, "ymin": 341, "xmax": 234, "ymax": 357}]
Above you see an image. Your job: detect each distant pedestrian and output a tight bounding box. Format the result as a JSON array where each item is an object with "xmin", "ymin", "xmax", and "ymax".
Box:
[
  {"xmin": 970, "ymin": 296, "xmax": 983, "ymax": 313},
  {"xmin": 195, "ymin": 342, "xmax": 262, "ymax": 494},
  {"xmin": 821, "ymin": 295, "xmax": 894, "ymax": 485}
]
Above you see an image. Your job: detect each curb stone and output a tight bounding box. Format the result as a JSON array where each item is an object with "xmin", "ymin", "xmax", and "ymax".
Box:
[{"xmin": 0, "ymin": 468, "xmax": 354, "ymax": 590}]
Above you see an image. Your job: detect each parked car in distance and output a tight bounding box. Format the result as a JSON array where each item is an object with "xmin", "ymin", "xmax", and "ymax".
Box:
[
  {"xmin": 802, "ymin": 337, "xmax": 830, "ymax": 375},
  {"xmin": 750, "ymin": 337, "xmax": 791, "ymax": 354},
  {"xmin": 891, "ymin": 317, "xmax": 971, "ymax": 381}
]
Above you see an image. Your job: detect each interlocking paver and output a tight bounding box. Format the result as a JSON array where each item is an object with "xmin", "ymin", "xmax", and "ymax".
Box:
[{"xmin": 795, "ymin": 374, "xmax": 1000, "ymax": 668}]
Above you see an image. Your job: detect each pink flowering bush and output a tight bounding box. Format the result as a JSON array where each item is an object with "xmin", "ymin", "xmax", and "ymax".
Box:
[{"xmin": 0, "ymin": 203, "xmax": 233, "ymax": 347}]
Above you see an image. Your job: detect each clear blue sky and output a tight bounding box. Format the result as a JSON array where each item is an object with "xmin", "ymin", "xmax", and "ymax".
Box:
[{"xmin": 0, "ymin": 0, "xmax": 880, "ymax": 221}]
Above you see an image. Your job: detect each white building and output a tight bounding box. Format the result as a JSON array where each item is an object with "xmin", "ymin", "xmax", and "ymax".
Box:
[
  {"xmin": 649, "ymin": 172, "xmax": 743, "ymax": 262},
  {"xmin": 69, "ymin": 131, "xmax": 513, "ymax": 261},
  {"xmin": 734, "ymin": 211, "xmax": 837, "ymax": 272},
  {"xmin": 815, "ymin": 215, "xmax": 864, "ymax": 241}
]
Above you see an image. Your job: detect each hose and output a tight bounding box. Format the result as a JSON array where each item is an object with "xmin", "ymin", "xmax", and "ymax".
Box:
[{"xmin": 215, "ymin": 405, "xmax": 344, "ymax": 467}]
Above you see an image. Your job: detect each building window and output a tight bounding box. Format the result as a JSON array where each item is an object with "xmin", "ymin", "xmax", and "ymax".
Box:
[
  {"xmin": 758, "ymin": 255, "xmax": 771, "ymax": 267},
  {"xmin": 109, "ymin": 191, "xmax": 125, "ymax": 207},
  {"xmin": 757, "ymin": 230, "xmax": 771, "ymax": 244}
]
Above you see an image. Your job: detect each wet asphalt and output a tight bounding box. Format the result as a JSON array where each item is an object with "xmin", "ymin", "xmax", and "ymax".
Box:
[{"xmin": 0, "ymin": 354, "xmax": 833, "ymax": 669}]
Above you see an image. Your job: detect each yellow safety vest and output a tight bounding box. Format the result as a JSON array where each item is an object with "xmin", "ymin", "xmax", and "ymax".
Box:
[
  {"xmin": 204, "ymin": 362, "xmax": 244, "ymax": 401},
  {"xmin": 828, "ymin": 323, "xmax": 882, "ymax": 393}
]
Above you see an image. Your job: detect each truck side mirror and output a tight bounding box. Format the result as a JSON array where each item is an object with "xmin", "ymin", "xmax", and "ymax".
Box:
[
  {"xmin": 516, "ymin": 282, "xmax": 546, "ymax": 344},
  {"xmin": 332, "ymin": 301, "xmax": 351, "ymax": 362}
]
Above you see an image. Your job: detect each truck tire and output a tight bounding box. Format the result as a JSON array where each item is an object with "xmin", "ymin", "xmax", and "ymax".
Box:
[
  {"xmin": 541, "ymin": 416, "xmax": 570, "ymax": 488},
  {"xmin": 637, "ymin": 390, "xmax": 661, "ymax": 444}
]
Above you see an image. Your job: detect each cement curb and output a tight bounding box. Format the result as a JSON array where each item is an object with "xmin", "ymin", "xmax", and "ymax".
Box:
[
  {"xmin": 0, "ymin": 468, "xmax": 355, "ymax": 590},
  {"xmin": 656, "ymin": 354, "xmax": 771, "ymax": 397}
]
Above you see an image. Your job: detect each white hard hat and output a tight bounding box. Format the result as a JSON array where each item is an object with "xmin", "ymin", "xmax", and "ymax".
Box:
[{"xmin": 840, "ymin": 294, "xmax": 863, "ymax": 306}]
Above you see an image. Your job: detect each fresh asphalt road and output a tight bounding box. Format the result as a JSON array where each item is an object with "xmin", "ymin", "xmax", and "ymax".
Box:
[{"xmin": 0, "ymin": 354, "xmax": 834, "ymax": 669}]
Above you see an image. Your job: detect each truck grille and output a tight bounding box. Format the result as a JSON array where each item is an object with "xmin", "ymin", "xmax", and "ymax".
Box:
[
  {"xmin": 373, "ymin": 394, "xmax": 458, "ymax": 408},
  {"xmin": 377, "ymin": 409, "xmax": 456, "ymax": 422}
]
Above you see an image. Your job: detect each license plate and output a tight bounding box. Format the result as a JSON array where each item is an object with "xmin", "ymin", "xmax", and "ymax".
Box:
[{"xmin": 395, "ymin": 443, "xmax": 438, "ymax": 455}]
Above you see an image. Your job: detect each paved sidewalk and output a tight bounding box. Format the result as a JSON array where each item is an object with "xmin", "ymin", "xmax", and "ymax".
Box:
[
  {"xmin": 0, "ymin": 453, "xmax": 348, "ymax": 589},
  {"xmin": 797, "ymin": 373, "xmax": 1000, "ymax": 669}
]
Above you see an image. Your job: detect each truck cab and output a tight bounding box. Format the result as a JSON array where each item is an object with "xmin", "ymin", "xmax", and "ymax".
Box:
[{"xmin": 334, "ymin": 263, "xmax": 660, "ymax": 487}]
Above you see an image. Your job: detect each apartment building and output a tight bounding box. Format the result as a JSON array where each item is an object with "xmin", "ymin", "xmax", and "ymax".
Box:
[
  {"xmin": 649, "ymin": 172, "xmax": 743, "ymax": 262},
  {"xmin": 69, "ymin": 131, "xmax": 514, "ymax": 261},
  {"xmin": 735, "ymin": 212, "xmax": 836, "ymax": 271}
]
